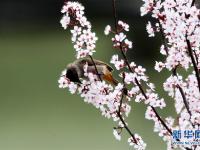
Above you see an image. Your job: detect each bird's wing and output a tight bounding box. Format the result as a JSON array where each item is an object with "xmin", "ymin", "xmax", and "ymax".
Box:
[{"xmin": 78, "ymin": 58, "xmax": 113, "ymax": 72}]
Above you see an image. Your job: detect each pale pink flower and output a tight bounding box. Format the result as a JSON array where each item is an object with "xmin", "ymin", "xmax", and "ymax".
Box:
[
  {"xmin": 104, "ymin": 25, "xmax": 111, "ymax": 35},
  {"xmin": 113, "ymin": 129, "xmax": 121, "ymax": 141},
  {"xmin": 146, "ymin": 21, "xmax": 155, "ymax": 37},
  {"xmin": 118, "ymin": 20, "xmax": 129, "ymax": 31}
]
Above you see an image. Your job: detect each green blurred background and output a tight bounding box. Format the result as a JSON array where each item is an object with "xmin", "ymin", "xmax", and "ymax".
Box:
[{"xmin": 0, "ymin": 0, "xmax": 176, "ymax": 150}]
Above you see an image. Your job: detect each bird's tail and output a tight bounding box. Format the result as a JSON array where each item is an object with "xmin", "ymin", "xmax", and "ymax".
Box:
[
  {"xmin": 112, "ymin": 77, "xmax": 119, "ymax": 86},
  {"xmin": 103, "ymin": 73, "xmax": 118, "ymax": 86},
  {"xmin": 103, "ymin": 73, "xmax": 128, "ymax": 95}
]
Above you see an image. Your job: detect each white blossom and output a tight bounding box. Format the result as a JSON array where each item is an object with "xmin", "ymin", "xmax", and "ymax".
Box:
[
  {"xmin": 155, "ymin": 61, "xmax": 165, "ymax": 72},
  {"xmin": 60, "ymin": 14, "xmax": 70, "ymax": 29},
  {"xmin": 146, "ymin": 21, "xmax": 155, "ymax": 37},
  {"xmin": 124, "ymin": 39, "xmax": 133, "ymax": 49},
  {"xmin": 128, "ymin": 134, "xmax": 147, "ymax": 150},
  {"xmin": 113, "ymin": 129, "xmax": 121, "ymax": 141},
  {"xmin": 118, "ymin": 20, "xmax": 129, "ymax": 31},
  {"xmin": 104, "ymin": 25, "xmax": 111, "ymax": 35}
]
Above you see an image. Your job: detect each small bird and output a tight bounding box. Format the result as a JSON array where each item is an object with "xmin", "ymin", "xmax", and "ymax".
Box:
[{"xmin": 65, "ymin": 58, "xmax": 118, "ymax": 85}]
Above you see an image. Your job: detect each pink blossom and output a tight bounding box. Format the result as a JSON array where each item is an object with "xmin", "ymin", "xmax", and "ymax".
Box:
[
  {"xmin": 146, "ymin": 21, "xmax": 155, "ymax": 37},
  {"xmin": 104, "ymin": 25, "xmax": 111, "ymax": 35}
]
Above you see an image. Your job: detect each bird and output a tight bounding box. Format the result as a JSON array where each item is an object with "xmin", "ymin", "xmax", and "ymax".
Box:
[{"xmin": 65, "ymin": 58, "xmax": 119, "ymax": 85}]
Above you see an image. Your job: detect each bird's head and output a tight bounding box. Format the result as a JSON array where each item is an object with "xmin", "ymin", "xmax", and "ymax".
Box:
[{"xmin": 66, "ymin": 64, "xmax": 82, "ymax": 84}]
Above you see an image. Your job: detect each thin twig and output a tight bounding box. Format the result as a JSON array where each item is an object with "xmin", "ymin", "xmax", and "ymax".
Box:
[
  {"xmin": 117, "ymin": 111, "xmax": 138, "ymax": 143},
  {"xmin": 172, "ymin": 69, "xmax": 193, "ymax": 124},
  {"xmin": 172, "ymin": 68, "xmax": 192, "ymax": 119},
  {"xmin": 186, "ymin": 36, "xmax": 200, "ymax": 93},
  {"xmin": 112, "ymin": 0, "xmax": 118, "ymax": 32},
  {"xmin": 191, "ymin": 0, "xmax": 196, "ymax": 6},
  {"xmin": 117, "ymin": 87, "xmax": 138, "ymax": 144},
  {"xmin": 177, "ymin": 86, "xmax": 192, "ymax": 115},
  {"xmin": 194, "ymin": 51, "xmax": 199, "ymax": 65},
  {"xmin": 117, "ymin": 71, "xmax": 138, "ymax": 143},
  {"xmin": 119, "ymin": 73, "xmax": 126, "ymax": 110},
  {"xmin": 151, "ymin": 106, "xmax": 172, "ymax": 134},
  {"xmin": 118, "ymin": 91, "xmax": 124, "ymax": 114},
  {"xmin": 89, "ymin": 55, "xmax": 102, "ymax": 81}
]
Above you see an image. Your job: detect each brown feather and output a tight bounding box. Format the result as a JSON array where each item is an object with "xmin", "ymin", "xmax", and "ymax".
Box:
[{"xmin": 77, "ymin": 58, "xmax": 113, "ymax": 72}]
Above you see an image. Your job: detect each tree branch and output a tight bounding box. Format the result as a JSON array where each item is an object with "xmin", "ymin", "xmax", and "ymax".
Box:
[
  {"xmin": 172, "ymin": 68, "xmax": 192, "ymax": 117},
  {"xmin": 89, "ymin": 55, "xmax": 102, "ymax": 82},
  {"xmin": 157, "ymin": 17, "xmax": 193, "ymax": 125},
  {"xmin": 112, "ymin": 0, "xmax": 172, "ymax": 136},
  {"xmin": 135, "ymin": 78, "xmax": 172, "ymax": 134},
  {"xmin": 117, "ymin": 92, "xmax": 138, "ymax": 144},
  {"xmin": 191, "ymin": 0, "xmax": 196, "ymax": 6},
  {"xmin": 186, "ymin": 36, "xmax": 200, "ymax": 93}
]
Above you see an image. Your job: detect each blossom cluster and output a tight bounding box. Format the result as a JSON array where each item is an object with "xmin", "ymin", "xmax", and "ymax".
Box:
[
  {"xmin": 105, "ymin": 21, "xmax": 133, "ymax": 52},
  {"xmin": 59, "ymin": 2, "xmax": 147, "ymax": 149},
  {"xmin": 128, "ymin": 134, "xmax": 147, "ymax": 150},
  {"xmin": 58, "ymin": 63, "xmax": 139, "ymax": 145},
  {"xmin": 59, "ymin": 67, "xmax": 124, "ymax": 119},
  {"xmin": 141, "ymin": 0, "xmax": 200, "ymax": 149},
  {"xmin": 60, "ymin": 1, "xmax": 98, "ymax": 58},
  {"xmin": 104, "ymin": 19, "xmax": 168, "ymax": 149},
  {"xmin": 58, "ymin": 0, "xmax": 200, "ymax": 149}
]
